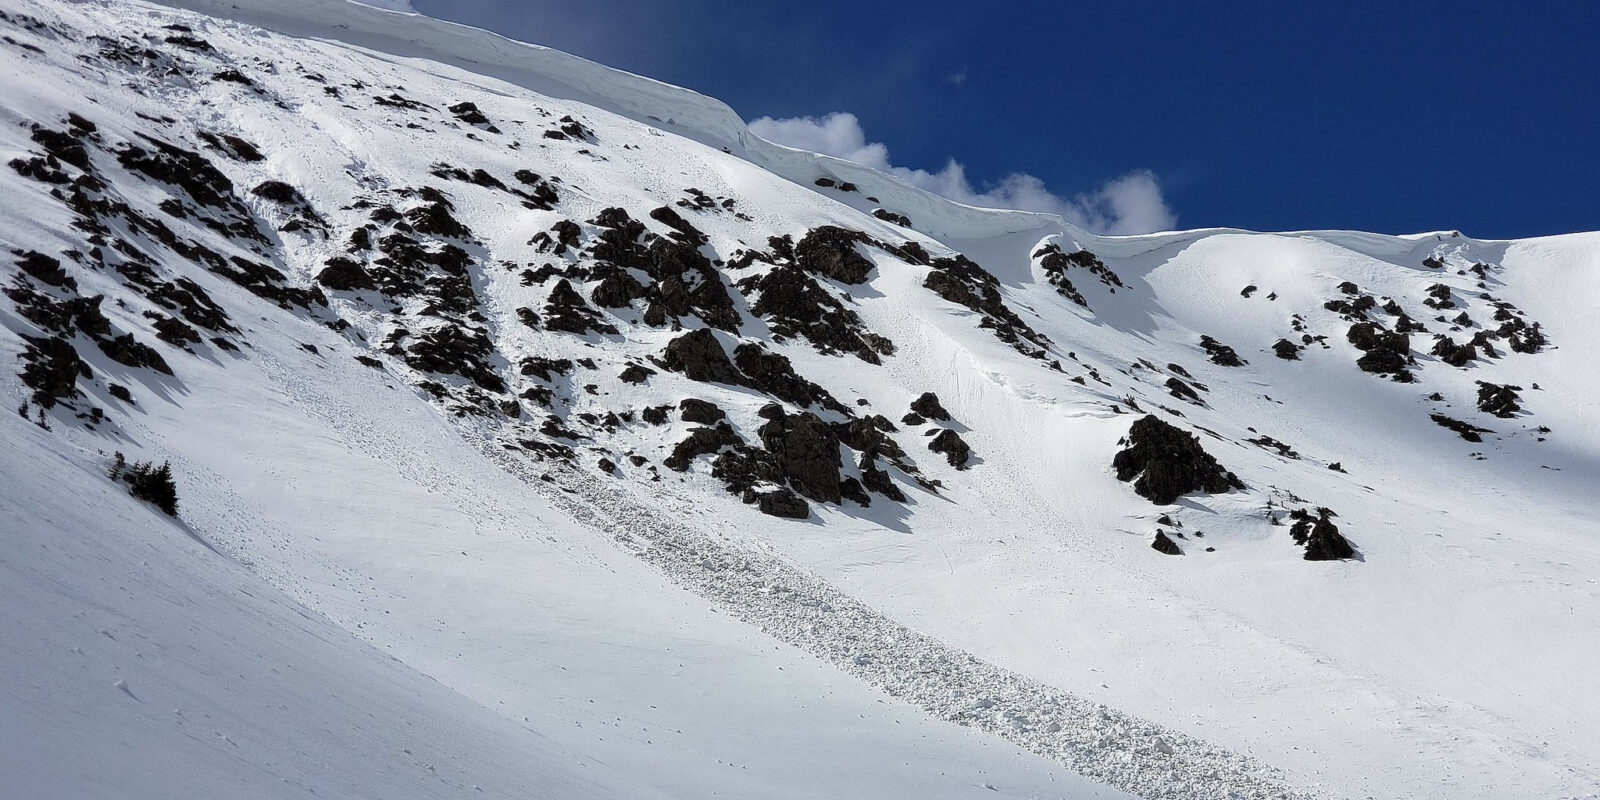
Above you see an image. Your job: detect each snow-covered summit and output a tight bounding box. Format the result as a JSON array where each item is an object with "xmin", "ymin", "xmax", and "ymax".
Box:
[{"xmin": 2, "ymin": 1, "xmax": 1597, "ymax": 798}]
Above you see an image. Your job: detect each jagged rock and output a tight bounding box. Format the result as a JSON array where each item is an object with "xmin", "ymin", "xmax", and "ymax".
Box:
[
  {"xmin": 910, "ymin": 391, "xmax": 951, "ymax": 421},
  {"xmin": 519, "ymin": 357, "xmax": 573, "ymax": 382},
  {"xmin": 543, "ymin": 279, "xmax": 618, "ymax": 335},
  {"xmin": 664, "ymin": 423, "xmax": 743, "ymax": 471},
  {"xmin": 591, "ymin": 264, "xmax": 647, "ymax": 308},
  {"xmin": 250, "ymin": 180, "xmax": 305, "ymax": 205},
  {"xmin": 924, "ymin": 254, "xmax": 1050, "ymax": 358},
  {"xmin": 1475, "ymin": 382, "xmax": 1523, "ymax": 418},
  {"xmin": 733, "ymin": 343, "xmax": 843, "ymax": 412},
  {"xmin": 1034, "ymin": 244, "xmax": 1123, "ymax": 307},
  {"xmin": 839, "ymin": 476, "xmax": 871, "ymax": 506},
  {"xmin": 641, "ymin": 405, "xmax": 671, "ymax": 425},
  {"xmin": 403, "ymin": 324, "xmax": 504, "ymax": 392},
  {"xmin": 1151, "ymin": 530, "xmax": 1183, "ymax": 555},
  {"xmin": 1113, "ymin": 415, "xmax": 1243, "ymax": 505},
  {"xmin": 316, "ymin": 257, "xmax": 377, "ymax": 291},
  {"xmin": 738, "ymin": 260, "xmax": 891, "ymax": 362},
  {"xmin": 661, "ymin": 328, "xmax": 743, "ymax": 385},
  {"xmin": 679, "ymin": 398, "xmax": 725, "ymax": 424},
  {"xmin": 1430, "ymin": 413, "xmax": 1491, "ymax": 442},
  {"xmin": 1199, "ymin": 335, "xmax": 1245, "ymax": 366},
  {"xmin": 833, "ymin": 416, "xmax": 905, "ymax": 460},
  {"xmin": 751, "ymin": 487, "xmax": 809, "ymax": 519},
  {"xmin": 1272, "ymin": 338, "xmax": 1302, "ymax": 360},
  {"xmin": 18, "ymin": 335, "xmax": 90, "ymax": 407},
  {"xmin": 618, "ymin": 363, "xmax": 655, "ymax": 384},
  {"xmin": 859, "ymin": 454, "xmax": 907, "ymax": 501},
  {"xmin": 758, "ymin": 410, "xmax": 843, "ymax": 503},
  {"xmin": 447, "ymin": 101, "xmax": 499, "ymax": 132},
  {"xmin": 98, "ymin": 332, "xmax": 171, "ymax": 375},
  {"xmin": 1347, "ymin": 322, "xmax": 1410, "ymax": 374},
  {"xmin": 648, "ymin": 205, "xmax": 707, "ymax": 245},
  {"xmin": 901, "ymin": 412, "xmax": 926, "ymax": 426},
  {"xmin": 872, "ymin": 208, "xmax": 911, "ymax": 228},
  {"xmin": 756, "ymin": 402, "xmax": 786, "ymax": 421},
  {"xmin": 1431, "ymin": 336, "xmax": 1476, "ymax": 367},
  {"xmin": 1166, "ymin": 377, "xmax": 1202, "ymax": 404},
  {"xmin": 928, "ymin": 429, "xmax": 972, "ymax": 469},
  {"xmin": 1290, "ymin": 509, "xmax": 1355, "ymax": 561},
  {"xmin": 15, "ymin": 250, "xmax": 74, "ymax": 289},
  {"xmin": 149, "ymin": 314, "xmax": 199, "ymax": 347}
]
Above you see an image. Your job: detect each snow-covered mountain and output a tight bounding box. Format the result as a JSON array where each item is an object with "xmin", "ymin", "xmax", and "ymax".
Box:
[{"xmin": 2, "ymin": 1, "xmax": 1596, "ymax": 798}]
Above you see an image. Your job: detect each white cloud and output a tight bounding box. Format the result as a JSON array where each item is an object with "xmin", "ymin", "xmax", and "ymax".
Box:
[{"xmin": 748, "ymin": 112, "xmax": 1176, "ymax": 235}]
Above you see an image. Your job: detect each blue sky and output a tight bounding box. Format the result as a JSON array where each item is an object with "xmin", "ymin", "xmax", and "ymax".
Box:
[{"xmin": 412, "ymin": 1, "xmax": 1598, "ymax": 238}]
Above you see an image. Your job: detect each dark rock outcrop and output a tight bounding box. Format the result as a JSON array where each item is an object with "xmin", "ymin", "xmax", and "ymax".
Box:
[
  {"xmin": 1151, "ymin": 530, "xmax": 1183, "ymax": 555},
  {"xmin": 661, "ymin": 328, "xmax": 743, "ymax": 385},
  {"xmin": 928, "ymin": 429, "xmax": 972, "ymax": 469},
  {"xmin": 757, "ymin": 410, "xmax": 843, "ymax": 503},
  {"xmin": 678, "ymin": 398, "xmax": 726, "ymax": 424},
  {"xmin": 910, "ymin": 391, "xmax": 951, "ymax": 421},
  {"xmin": 664, "ymin": 423, "xmax": 742, "ymax": 471},
  {"xmin": 1475, "ymin": 382, "xmax": 1522, "ymax": 418},
  {"xmin": 1199, "ymin": 335, "xmax": 1245, "ymax": 366},
  {"xmin": 1289, "ymin": 508, "xmax": 1355, "ymax": 561},
  {"xmin": 1430, "ymin": 413, "xmax": 1491, "ymax": 442},
  {"xmin": 732, "ymin": 343, "xmax": 845, "ymax": 412},
  {"xmin": 1112, "ymin": 415, "xmax": 1244, "ymax": 505}
]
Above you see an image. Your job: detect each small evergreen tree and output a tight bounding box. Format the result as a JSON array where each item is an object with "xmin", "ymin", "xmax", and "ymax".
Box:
[
  {"xmin": 108, "ymin": 451, "xmax": 126, "ymax": 480},
  {"xmin": 114, "ymin": 456, "xmax": 179, "ymax": 517}
]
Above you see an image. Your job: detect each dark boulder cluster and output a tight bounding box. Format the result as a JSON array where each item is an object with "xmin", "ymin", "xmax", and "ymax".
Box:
[
  {"xmin": 1430, "ymin": 413, "xmax": 1491, "ymax": 442},
  {"xmin": 923, "ymin": 252, "xmax": 1052, "ymax": 359},
  {"xmin": 658, "ymin": 328, "xmax": 847, "ymax": 413},
  {"xmin": 871, "ymin": 208, "xmax": 911, "ymax": 228},
  {"xmin": 571, "ymin": 206, "xmax": 741, "ymax": 332},
  {"xmin": 5, "ymin": 249, "xmax": 182, "ymax": 414},
  {"xmin": 544, "ymin": 278, "xmax": 619, "ymax": 335},
  {"xmin": 661, "ymin": 328, "xmax": 744, "ymax": 384},
  {"xmin": 13, "ymin": 118, "xmax": 323, "ymax": 321},
  {"xmin": 1033, "ymin": 243, "xmax": 1124, "ymax": 308},
  {"xmin": 1151, "ymin": 529, "xmax": 1183, "ymax": 555},
  {"xmin": 116, "ymin": 132, "xmax": 265, "ymax": 243},
  {"xmin": 1475, "ymin": 381, "xmax": 1522, "ymax": 418},
  {"xmin": 1430, "ymin": 336, "xmax": 1477, "ymax": 367},
  {"xmin": 1288, "ymin": 507, "xmax": 1355, "ymax": 561},
  {"xmin": 1346, "ymin": 322, "xmax": 1412, "ymax": 378},
  {"xmin": 733, "ymin": 342, "xmax": 848, "ymax": 413},
  {"xmin": 251, "ymin": 180, "xmax": 326, "ymax": 235},
  {"xmin": 1423, "ymin": 283, "xmax": 1456, "ymax": 309},
  {"xmin": 733, "ymin": 230, "xmax": 895, "ymax": 363},
  {"xmin": 1484, "ymin": 297, "xmax": 1548, "ymax": 354},
  {"xmin": 447, "ymin": 100, "xmax": 499, "ymax": 133},
  {"xmin": 909, "ymin": 391, "xmax": 950, "ymax": 422},
  {"xmin": 1112, "ymin": 415, "xmax": 1244, "ymax": 505},
  {"xmin": 927, "ymin": 428, "xmax": 972, "ymax": 469},
  {"xmin": 1199, "ymin": 335, "xmax": 1245, "ymax": 367},
  {"xmin": 758, "ymin": 409, "xmax": 843, "ymax": 503}
]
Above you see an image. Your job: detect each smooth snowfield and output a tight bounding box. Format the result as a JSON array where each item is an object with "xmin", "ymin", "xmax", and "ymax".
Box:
[{"xmin": 2, "ymin": 0, "xmax": 1598, "ymax": 797}]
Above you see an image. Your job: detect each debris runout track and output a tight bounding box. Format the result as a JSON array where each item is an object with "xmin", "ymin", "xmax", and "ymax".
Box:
[{"xmin": 480, "ymin": 439, "xmax": 1316, "ymax": 800}]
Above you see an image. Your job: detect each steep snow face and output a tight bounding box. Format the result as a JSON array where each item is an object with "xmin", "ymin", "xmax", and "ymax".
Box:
[{"xmin": 2, "ymin": 1, "xmax": 1598, "ymax": 799}]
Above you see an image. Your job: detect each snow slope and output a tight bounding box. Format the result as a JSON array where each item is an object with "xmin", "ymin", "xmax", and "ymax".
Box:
[{"xmin": 2, "ymin": 0, "xmax": 1597, "ymax": 798}]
